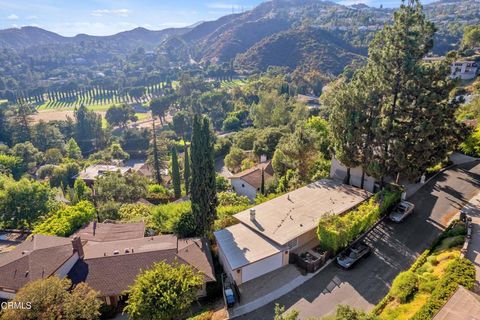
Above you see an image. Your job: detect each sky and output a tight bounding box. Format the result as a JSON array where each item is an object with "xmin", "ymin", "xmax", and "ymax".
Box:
[{"xmin": 0, "ymin": 0, "xmax": 437, "ymax": 36}]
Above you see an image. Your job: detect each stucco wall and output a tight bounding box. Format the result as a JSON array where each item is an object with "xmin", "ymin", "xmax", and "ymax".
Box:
[
  {"xmin": 330, "ymin": 157, "xmax": 376, "ymax": 192},
  {"xmin": 231, "ymin": 178, "xmax": 257, "ymax": 200}
]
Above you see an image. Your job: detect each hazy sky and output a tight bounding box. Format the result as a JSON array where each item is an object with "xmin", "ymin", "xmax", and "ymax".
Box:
[{"xmin": 0, "ymin": 0, "xmax": 437, "ymax": 36}]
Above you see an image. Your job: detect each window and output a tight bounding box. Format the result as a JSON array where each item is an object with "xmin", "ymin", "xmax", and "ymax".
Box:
[{"xmin": 286, "ymin": 238, "xmax": 298, "ymax": 250}]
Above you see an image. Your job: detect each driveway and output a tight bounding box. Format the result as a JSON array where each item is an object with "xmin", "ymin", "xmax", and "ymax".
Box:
[{"xmin": 240, "ymin": 161, "xmax": 480, "ymax": 319}]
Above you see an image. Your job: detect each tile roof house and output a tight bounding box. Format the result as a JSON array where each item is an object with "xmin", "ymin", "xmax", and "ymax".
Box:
[
  {"xmin": 214, "ymin": 179, "xmax": 371, "ymax": 285},
  {"xmin": 0, "ymin": 223, "xmax": 216, "ymax": 306},
  {"xmin": 228, "ymin": 161, "xmax": 274, "ymax": 200}
]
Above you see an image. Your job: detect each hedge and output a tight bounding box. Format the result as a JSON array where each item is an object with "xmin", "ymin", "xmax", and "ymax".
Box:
[
  {"xmin": 390, "ymin": 271, "xmax": 418, "ymax": 303},
  {"xmin": 316, "ymin": 189, "xmax": 401, "ymax": 254},
  {"xmin": 411, "ymin": 258, "xmax": 476, "ymax": 320}
]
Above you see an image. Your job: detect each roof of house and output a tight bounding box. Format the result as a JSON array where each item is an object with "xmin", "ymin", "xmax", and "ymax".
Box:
[
  {"xmin": 74, "ymin": 165, "xmax": 131, "ymax": 181},
  {"xmin": 229, "ymin": 161, "xmax": 274, "ymax": 189},
  {"xmin": 0, "ymin": 235, "xmax": 74, "ymax": 291},
  {"xmin": 234, "ymin": 179, "xmax": 371, "ymax": 246},
  {"xmin": 214, "ymin": 223, "xmax": 283, "ymax": 270},
  {"xmin": 73, "ymin": 222, "xmax": 145, "ymax": 242},
  {"xmin": 68, "ymin": 250, "xmax": 179, "ymax": 296},
  {"xmin": 433, "ymin": 286, "xmax": 480, "ymax": 320},
  {"xmin": 68, "ymin": 235, "xmax": 216, "ymax": 296}
]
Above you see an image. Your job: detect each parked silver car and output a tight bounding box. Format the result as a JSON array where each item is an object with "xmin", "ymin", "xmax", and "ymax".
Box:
[
  {"xmin": 389, "ymin": 201, "xmax": 415, "ymax": 223},
  {"xmin": 336, "ymin": 241, "xmax": 371, "ymax": 269}
]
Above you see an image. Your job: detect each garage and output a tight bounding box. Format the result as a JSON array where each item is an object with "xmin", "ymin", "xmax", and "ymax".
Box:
[
  {"xmin": 241, "ymin": 252, "xmax": 283, "ymax": 283},
  {"xmin": 214, "ymin": 223, "xmax": 286, "ymax": 285}
]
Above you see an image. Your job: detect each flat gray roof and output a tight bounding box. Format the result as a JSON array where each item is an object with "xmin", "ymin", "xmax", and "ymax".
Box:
[
  {"xmin": 234, "ymin": 179, "xmax": 371, "ymax": 246},
  {"xmin": 214, "ymin": 223, "xmax": 282, "ymax": 270}
]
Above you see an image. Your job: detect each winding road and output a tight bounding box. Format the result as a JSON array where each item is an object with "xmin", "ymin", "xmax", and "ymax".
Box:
[{"xmin": 240, "ymin": 161, "xmax": 480, "ymax": 319}]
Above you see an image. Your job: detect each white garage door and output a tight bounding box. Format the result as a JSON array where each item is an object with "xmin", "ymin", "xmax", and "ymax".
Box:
[{"xmin": 242, "ymin": 252, "xmax": 283, "ymax": 283}]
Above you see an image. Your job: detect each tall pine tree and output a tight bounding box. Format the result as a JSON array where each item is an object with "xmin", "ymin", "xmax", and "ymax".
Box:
[
  {"xmin": 171, "ymin": 147, "xmax": 181, "ymax": 199},
  {"xmin": 325, "ymin": 0, "xmax": 464, "ymax": 185},
  {"xmin": 190, "ymin": 115, "xmax": 217, "ymax": 236}
]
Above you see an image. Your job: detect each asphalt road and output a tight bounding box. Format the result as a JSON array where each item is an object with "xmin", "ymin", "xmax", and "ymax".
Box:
[{"xmin": 240, "ymin": 161, "xmax": 480, "ymax": 319}]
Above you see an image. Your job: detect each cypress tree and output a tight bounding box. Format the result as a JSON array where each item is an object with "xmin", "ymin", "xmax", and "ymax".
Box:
[
  {"xmin": 151, "ymin": 120, "xmax": 163, "ymax": 184},
  {"xmin": 190, "ymin": 115, "xmax": 217, "ymax": 236},
  {"xmin": 184, "ymin": 146, "xmax": 191, "ymax": 195},
  {"xmin": 171, "ymin": 147, "xmax": 181, "ymax": 199}
]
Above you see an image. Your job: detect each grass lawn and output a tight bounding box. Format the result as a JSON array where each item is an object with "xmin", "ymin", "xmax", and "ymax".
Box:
[{"xmin": 220, "ymin": 79, "xmax": 247, "ymax": 89}]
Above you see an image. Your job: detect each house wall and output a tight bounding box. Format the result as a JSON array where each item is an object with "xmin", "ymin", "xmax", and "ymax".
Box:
[
  {"xmin": 296, "ymin": 228, "xmax": 319, "ymax": 249},
  {"xmin": 231, "ymin": 178, "xmax": 257, "ymax": 200},
  {"xmin": 330, "ymin": 157, "xmax": 376, "ymax": 192},
  {"xmin": 54, "ymin": 252, "xmax": 79, "ymax": 278},
  {"xmin": 241, "ymin": 252, "xmax": 284, "ymax": 284},
  {"xmin": 0, "ymin": 290, "xmax": 16, "ymax": 300}
]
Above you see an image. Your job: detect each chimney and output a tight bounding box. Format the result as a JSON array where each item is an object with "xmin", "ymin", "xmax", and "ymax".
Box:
[
  {"xmin": 71, "ymin": 236, "xmax": 84, "ymax": 259},
  {"xmin": 93, "ymin": 221, "xmax": 97, "ymax": 236},
  {"xmin": 250, "ymin": 209, "xmax": 256, "ymax": 221}
]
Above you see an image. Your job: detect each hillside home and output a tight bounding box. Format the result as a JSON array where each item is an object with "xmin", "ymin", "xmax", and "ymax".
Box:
[
  {"xmin": 451, "ymin": 61, "xmax": 478, "ymax": 80},
  {"xmin": 214, "ymin": 179, "xmax": 370, "ymax": 285},
  {"xmin": 73, "ymin": 164, "xmax": 132, "ymax": 186},
  {"xmin": 229, "ymin": 160, "xmax": 274, "ymax": 200},
  {"xmin": 0, "ymin": 223, "xmax": 215, "ymax": 305}
]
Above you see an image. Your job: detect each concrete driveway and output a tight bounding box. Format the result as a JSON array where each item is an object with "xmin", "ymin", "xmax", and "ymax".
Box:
[{"xmin": 240, "ymin": 161, "xmax": 480, "ymax": 319}]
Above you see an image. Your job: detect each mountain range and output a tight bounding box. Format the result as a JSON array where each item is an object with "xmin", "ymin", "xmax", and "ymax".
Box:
[{"xmin": 0, "ymin": 0, "xmax": 478, "ymax": 76}]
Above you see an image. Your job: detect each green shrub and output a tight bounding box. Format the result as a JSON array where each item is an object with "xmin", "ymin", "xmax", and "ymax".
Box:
[
  {"xmin": 217, "ymin": 192, "xmax": 250, "ymax": 206},
  {"xmin": 418, "ymin": 273, "xmax": 439, "ymax": 294},
  {"xmin": 411, "ymin": 258, "xmax": 476, "ymax": 320},
  {"xmin": 390, "ymin": 271, "xmax": 418, "ymax": 303},
  {"xmin": 151, "ymin": 201, "xmax": 191, "ymax": 233},
  {"xmin": 33, "ymin": 201, "xmax": 96, "ymax": 237},
  {"xmin": 187, "ymin": 310, "xmax": 213, "ymax": 320},
  {"xmin": 426, "ymin": 256, "xmax": 438, "ymax": 266}
]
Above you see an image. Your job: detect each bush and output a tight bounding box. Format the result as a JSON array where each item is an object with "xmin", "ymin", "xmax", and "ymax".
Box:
[
  {"xmin": 390, "ymin": 271, "xmax": 418, "ymax": 303},
  {"xmin": 411, "ymin": 258, "xmax": 476, "ymax": 320},
  {"xmin": 217, "ymin": 192, "xmax": 250, "ymax": 206},
  {"xmin": 33, "ymin": 201, "xmax": 96, "ymax": 237},
  {"xmin": 151, "ymin": 201, "xmax": 191, "ymax": 233},
  {"xmin": 222, "ymin": 116, "xmax": 241, "ymax": 132},
  {"xmin": 187, "ymin": 310, "xmax": 214, "ymax": 320}
]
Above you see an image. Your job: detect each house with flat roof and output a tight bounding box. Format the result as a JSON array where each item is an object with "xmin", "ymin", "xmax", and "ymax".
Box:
[
  {"xmin": 214, "ymin": 179, "xmax": 371, "ymax": 285},
  {"xmin": 73, "ymin": 164, "xmax": 132, "ymax": 186},
  {"xmin": 451, "ymin": 60, "xmax": 478, "ymax": 80},
  {"xmin": 0, "ymin": 223, "xmax": 215, "ymax": 306},
  {"xmin": 228, "ymin": 161, "xmax": 274, "ymax": 200}
]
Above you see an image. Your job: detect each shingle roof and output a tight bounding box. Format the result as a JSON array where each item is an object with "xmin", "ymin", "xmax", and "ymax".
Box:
[
  {"xmin": 229, "ymin": 161, "xmax": 274, "ymax": 189},
  {"xmin": 0, "ymin": 235, "xmax": 75, "ymax": 291},
  {"xmin": 68, "ymin": 236, "xmax": 216, "ymax": 296},
  {"xmin": 73, "ymin": 222, "xmax": 145, "ymax": 242}
]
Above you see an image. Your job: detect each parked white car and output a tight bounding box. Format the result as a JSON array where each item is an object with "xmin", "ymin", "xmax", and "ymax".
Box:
[{"xmin": 389, "ymin": 201, "xmax": 415, "ymax": 223}]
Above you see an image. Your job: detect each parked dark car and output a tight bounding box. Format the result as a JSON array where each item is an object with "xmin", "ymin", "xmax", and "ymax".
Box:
[
  {"xmin": 389, "ymin": 201, "xmax": 415, "ymax": 223},
  {"xmin": 336, "ymin": 241, "xmax": 371, "ymax": 269}
]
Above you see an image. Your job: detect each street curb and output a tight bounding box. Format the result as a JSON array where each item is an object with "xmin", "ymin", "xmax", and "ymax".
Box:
[{"xmin": 407, "ymin": 159, "xmax": 480, "ymax": 199}]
